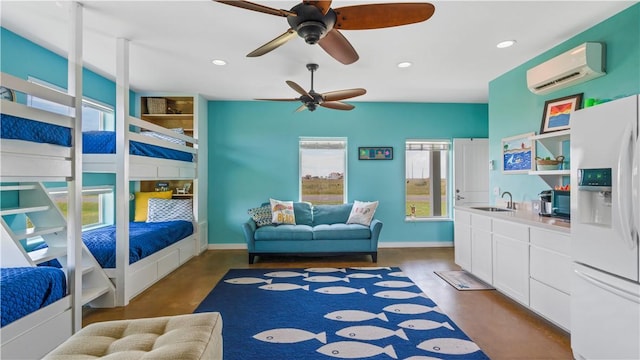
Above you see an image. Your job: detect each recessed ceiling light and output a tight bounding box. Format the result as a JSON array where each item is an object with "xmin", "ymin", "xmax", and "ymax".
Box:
[
  {"xmin": 496, "ymin": 40, "xmax": 516, "ymax": 49},
  {"xmin": 211, "ymin": 59, "xmax": 227, "ymax": 66},
  {"xmin": 397, "ymin": 61, "xmax": 412, "ymax": 68}
]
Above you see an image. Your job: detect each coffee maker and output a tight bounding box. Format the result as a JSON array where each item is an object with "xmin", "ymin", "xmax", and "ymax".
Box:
[{"xmin": 539, "ymin": 190, "xmax": 553, "ymax": 216}]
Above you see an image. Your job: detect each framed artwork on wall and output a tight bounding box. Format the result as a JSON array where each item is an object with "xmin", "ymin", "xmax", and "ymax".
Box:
[
  {"xmin": 540, "ymin": 93, "xmax": 583, "ymax": 134},
  {"xmin": 358, "ymin": 147, "xmax": 393, "ymax": 160},
  {"xmin": 502, "ymin": 132, "xmax": 535, "ymax": 173}
]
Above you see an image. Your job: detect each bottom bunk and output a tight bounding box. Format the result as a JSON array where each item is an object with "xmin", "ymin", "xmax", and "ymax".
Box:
[{"xmin": 0, "ymin": 267, "xmax": 72, "ymax": 359}]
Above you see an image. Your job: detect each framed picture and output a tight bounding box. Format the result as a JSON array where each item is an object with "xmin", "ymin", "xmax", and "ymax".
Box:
[
  {"xmin": 502, "ymin": 132, "xmax": 535, "ymax": 173},
  {"xmin": 540, "ymin": 93, "xmax": 583, "ymax": 134},
  {"xmin": 358, "ymin": 147, "xmax": 393, "ymax": 160}
]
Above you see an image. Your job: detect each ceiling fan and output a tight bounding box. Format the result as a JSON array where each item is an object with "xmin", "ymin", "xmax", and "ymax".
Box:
[
  {"xmin": 257, "ymin": 63, "xmax": 366, "ymax": 112},
  {"xmin": 214, "ymin": 0, "xmax": 436, "ymax": 64}
]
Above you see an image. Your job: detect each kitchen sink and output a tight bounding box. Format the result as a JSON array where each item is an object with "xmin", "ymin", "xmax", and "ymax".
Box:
[{"xmin": 470, "ymin": 206, "xmax": 514, "ymax": 212}]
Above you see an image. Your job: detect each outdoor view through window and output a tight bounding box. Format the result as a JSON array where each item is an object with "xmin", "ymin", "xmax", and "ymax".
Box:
[
  {"xmin": 300, "ymin": 138, "xmax": 346, "ymax": 205},
  {"xmin": 405, "ymin": 140, "xmax": 450, "ymax": 218}
]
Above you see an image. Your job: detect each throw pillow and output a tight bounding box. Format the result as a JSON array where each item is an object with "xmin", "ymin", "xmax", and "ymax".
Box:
[
  {"xmin": 346, "ymin": 200, "xmax": 379, "ymax": 226},
  {"xmin": 147, "ymin": 198, "xmax": 194, "ymax": 222},
  {"xmin": 248, "ymin": 205, "xmax": 272, "ymax": 227},
  {"xmin": 140, "ymin": 128, "xmax": 186, "ymax": 146},
  {"xmin": 270, "ymin": 198, "xmax": 296, "ymax": 225},
  {"xmin": 134, "ymin": 190, "xmax": 173, "ymax": 222}
]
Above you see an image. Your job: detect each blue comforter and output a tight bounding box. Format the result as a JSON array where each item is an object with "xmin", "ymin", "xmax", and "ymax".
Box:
[
  {"xmin": 83, "ymin": 131, "xmax": 193, "ymax": 162},
  {"xmin": 0, "ymin": 113, "xmax": 71, "ymax": 146},
  {"xmin": 1, "ymin": 267, "xmax": 67, "ymax": 327}
]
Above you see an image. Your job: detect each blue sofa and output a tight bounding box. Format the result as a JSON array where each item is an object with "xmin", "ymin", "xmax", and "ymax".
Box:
[{"xmin": 242, "ymin": 202, "xmax": 383, "ymax": 264}]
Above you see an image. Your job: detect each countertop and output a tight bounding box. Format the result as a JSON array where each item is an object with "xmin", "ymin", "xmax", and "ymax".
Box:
[{"xmin": 455, "ymin": 205, "xmax": 571, "ymax": 233}]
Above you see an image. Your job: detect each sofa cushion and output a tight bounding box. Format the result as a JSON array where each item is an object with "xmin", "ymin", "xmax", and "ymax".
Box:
[
  {"xmin": 293, "ymin": 202, "xmax": 313, "ymax": 226},
  {"xmin": 313, "ymin": 204, "xmax": 353, "ymax": 225},
  {"xmin": 255, "ymin": 224, "xmax": 314, "ymax": 241},
  {"xmin": 313, "ymin": 223, "xmax": 371, "ymax": 240}
]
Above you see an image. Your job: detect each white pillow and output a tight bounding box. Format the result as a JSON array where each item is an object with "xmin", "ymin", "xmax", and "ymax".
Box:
[
  {"xmin": 347, "ymin": 200, "xmax": 379, "ymax": 226},
  {"xmin": 270, "ymin": 198, "xmax": 295, "ymax": 225},
  {"xmin": 147, "ymin": 198, "xmax": 194, "ymax": 222},
  {"xmin": 140, "ymin": 128, "xmax": 186, "ymax": 146}
]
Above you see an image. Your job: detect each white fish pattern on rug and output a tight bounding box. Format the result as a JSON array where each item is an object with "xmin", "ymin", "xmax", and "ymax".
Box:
[{"xmin": 195, "ymin": 267, "xmax": 489, "ymax": 360}]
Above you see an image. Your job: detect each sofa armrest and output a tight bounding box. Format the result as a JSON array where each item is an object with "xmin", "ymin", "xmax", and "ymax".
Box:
[
  {"xmin": 369, "ymin": 219, "xmax": 383, "ymax": 249},
  {"xmin": 241, "ymin": 219, "xmax": 257, "ymax": 251}
]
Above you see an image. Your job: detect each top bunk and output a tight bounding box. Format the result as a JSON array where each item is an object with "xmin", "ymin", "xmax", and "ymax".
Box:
[
  {"xmin": 0, "ymin": 72, "xmax": 78, "ymax": 182},
  {"xmin": 82, "ymin": 113, "xmax": 198, "ymax": 180}
]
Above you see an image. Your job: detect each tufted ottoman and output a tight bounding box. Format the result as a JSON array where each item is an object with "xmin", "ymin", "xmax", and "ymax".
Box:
[{"xmin": 43, "ymin": 312, "xmax": 222, "ymax": 360}]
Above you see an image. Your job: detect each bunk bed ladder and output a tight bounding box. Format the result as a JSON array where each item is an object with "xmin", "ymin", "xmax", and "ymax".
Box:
[{"xmin": 0, "ymin": 182, "xmax": 116, "ymax": 307}]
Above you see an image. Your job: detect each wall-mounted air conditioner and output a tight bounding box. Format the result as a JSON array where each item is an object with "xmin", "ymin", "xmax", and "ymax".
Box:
[{"xmin": 526, "ymin": 42, "xmax": 605, "ymax": 95}]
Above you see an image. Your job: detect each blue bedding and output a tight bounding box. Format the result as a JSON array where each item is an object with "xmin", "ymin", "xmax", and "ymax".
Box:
[
  {"xmin": 83, "ymin": 131, "xmax": 193, "ymax": 162},
  {"xmin": 1, "ymin": 267, "xmax": 67, "ymax": 327},
  {"xmin": 0, "ymin": 113, "xmax": 72, "ymax": 146}
]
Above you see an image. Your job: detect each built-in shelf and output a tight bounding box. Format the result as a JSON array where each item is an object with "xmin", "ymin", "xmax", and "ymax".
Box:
[
  {"xmin": 529, "ymin": 169, "xmax": 570, "ymax": 176},
  {"xmin": 141, "ymin": 113, "xmax": 193, "ymax": 120},
  {"xmin": 529, "ymin": 130, "xmax": 571, "ymax": 188}
]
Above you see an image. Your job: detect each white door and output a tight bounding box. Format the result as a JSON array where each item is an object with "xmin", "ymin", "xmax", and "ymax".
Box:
[{"xmin": 454, "ymin": 138, "xmax": 489, "ymax": 206}]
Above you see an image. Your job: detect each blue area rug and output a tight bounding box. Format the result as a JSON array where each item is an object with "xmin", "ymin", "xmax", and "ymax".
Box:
[{"xmin": 195, "ymin": 267, "xmax": 489, "ymax": 360}]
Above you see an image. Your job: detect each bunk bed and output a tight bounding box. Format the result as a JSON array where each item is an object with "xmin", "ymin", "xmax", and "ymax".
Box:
[{"xmin": 0, "ymin": 72, "xmax": 80, "ymax": 358}]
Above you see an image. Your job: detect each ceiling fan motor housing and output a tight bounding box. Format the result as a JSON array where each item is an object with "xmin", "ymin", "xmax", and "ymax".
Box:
[{"xmin": 287, "ymin": 3, "xmax": 336, "ymax": 44}]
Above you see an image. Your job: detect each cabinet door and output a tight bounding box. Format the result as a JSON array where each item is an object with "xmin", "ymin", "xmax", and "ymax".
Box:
[
  {"xmin": 493, "ymin": 227, "xmax": 530, "ymax": 305},
  {"xmin": 454, "ymin": 210, "xmax": 471, "ymax": 271},
  {"xmin": 471, "ymin": 214, "xmax": 492, "ymax": 284}
]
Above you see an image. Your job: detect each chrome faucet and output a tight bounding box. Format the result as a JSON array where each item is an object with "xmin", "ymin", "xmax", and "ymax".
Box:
[{"xmin": 501, "ymin": 191, "xmax": 515, "ymax": 209}]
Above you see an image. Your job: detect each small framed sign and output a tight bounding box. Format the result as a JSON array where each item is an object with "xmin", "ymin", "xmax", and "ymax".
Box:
[{"xmin": 359, "ymin": 147, "xmax": 393, "ymax": 160}]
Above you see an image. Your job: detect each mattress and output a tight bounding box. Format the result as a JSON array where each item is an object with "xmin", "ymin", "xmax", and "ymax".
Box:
[
  {"xmin": 83, "ymin": 131, "xmax": 193, "ymax": 162},
  {"xmin": 83, "ymin": 220, "xmax": 194, "ymax": 268},
  {"xmin": 0, "ymin": 113, "xmax": 72, "ymax": 146},
  {"xmin": 0, "ymin": 266, "xmax": 67, "ymax": 327}
]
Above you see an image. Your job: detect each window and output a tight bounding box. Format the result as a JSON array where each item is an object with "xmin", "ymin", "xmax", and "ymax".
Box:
[
  {"xmin": 300, "ymin": 137, "xmax": 347, "ymax": 205},
  {"xmin": 47, "ymin": 186, "xmax": 114, "ymax": 229},
  {"xmin": 27, "ymin": 77, "xmax": 114, "ymax": 130},
  {"xmin": 405, "ymin": 140, "xmax": 450, "ymax": 219}
]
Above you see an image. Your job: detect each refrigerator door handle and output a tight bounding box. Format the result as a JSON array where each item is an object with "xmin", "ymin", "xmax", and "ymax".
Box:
[
  {"xmin": 617, "ymin": 124, "xmax": 637, "ymax": 249},
  {"xmin": 632, "ymin": 135, "xmax": 639, "ymax": 245},
  {"xmin": 575, "ymin": 268, "xmax": 640, "ymax": 303}
]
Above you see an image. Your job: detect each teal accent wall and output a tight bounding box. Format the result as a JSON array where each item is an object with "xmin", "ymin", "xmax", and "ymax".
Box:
[
  {"xmin": 207, "ymin": 101, "xmax": 488, "ymax": 245},
  {"xmin": 488, "ymin": 4, "xmax": 640, "ymax": 205}
]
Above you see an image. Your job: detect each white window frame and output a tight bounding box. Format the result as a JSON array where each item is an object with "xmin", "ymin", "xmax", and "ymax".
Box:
[
  {"xmin": 47, "ymin": 186, "xmax": 115, "ymax": 230},
  {"xmin": 405, "ymin": 139, "xmax": 451, "ymax": 221},
  {"xmin": 299, "ymin": 137, "xmax": 348, "ymax": 204}
]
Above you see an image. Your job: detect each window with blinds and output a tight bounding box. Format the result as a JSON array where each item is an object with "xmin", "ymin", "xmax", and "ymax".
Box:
[
  {"xmin": 405, "ymin": 140, "xmax": 450, "ymax": 219},
  {"xmin": 299, "ymin": 137, "xmax": 347, "ymax": 205}
]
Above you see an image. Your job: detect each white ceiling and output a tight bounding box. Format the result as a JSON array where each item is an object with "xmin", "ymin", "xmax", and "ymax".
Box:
[{"xmin": 1, "ymin": 1, "xmax": 635, "ymax": 104}]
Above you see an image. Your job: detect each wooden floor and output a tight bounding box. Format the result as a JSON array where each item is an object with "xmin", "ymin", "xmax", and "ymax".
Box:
[{"xmin": 83, "ymin": 247, "xmax": 573, "ymax": 359}]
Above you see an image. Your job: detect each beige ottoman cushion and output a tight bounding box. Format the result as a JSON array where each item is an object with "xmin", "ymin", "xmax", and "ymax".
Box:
[{"xmin": 43, "ymin": 312, "xmax": 222, "ymax": 360}]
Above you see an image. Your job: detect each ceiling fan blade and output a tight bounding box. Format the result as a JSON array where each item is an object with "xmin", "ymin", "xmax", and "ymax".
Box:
[
  {"xmin": 322, "ymin": 88, "xmax": 366, "ymax": 102},
  {"xmin": 303, "ymin": 0, "xmax": 332, "ymax": 15},
  {"xmin": 320, "ymin": 101, "xmax": 355, "ymax": 111},
  {"xmin": 286, "ymin": 80, "xmax": 311, "ymax": 98},
  {"xmin": 255, "ymin": 98, "xmax": 300, "ymax": 102},
  {"xmin": 318, "ymin": 29, "xmax": 359, "ymax": 65},
  {"xmin": 334, "ymin": 3, "xmax": 435, "ymax": 30},
  {"xmin": 295, "ymin": 104, "xmax": 308, "ymax": 112},
  {"xmin": 214, "ymin": 1, "xmax": 296, "ymax": 17},
  {"xmin": 247, "ymin": 29, "xmax": 297, "ymax": 57}
]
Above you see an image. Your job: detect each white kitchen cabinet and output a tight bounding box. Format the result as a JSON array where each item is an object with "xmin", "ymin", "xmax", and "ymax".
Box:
[
  {"xmin": 529, "ymin": 227, "xmax": 571, "ymax": 330},
  {"xmin": 492, "ymin": 219, "xmax": 530, "ymax": 306},
  {"xmin": 471, "ymin": 214, "xmax": 493, "ymax": 284},
  {"xmin": 453, "ymin": 209, "xmax": 472, "ymax": 271}
]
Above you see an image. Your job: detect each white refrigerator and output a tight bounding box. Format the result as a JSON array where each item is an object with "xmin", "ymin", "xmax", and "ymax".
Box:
[{"xmin": 570, "ymin": 94, "xmax": 640, "ymax": 360}]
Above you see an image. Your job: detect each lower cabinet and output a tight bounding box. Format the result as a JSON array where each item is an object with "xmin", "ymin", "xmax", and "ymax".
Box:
[
  {"xmin": 471, "ymin": 214, "xmax": 492, "ymax": 284},
  {"xmin": 492, "ymin": 219, "xmax": 530, "ymax": 306},
  {"xmin": 454, "ymin": 210, "xmax": 472, "ymax": 271}
]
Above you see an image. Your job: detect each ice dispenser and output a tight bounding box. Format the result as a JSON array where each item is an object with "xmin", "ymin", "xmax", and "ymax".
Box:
[{"xmin": 577, "ymin": 168, "xmax": 612, "ymax": 227}]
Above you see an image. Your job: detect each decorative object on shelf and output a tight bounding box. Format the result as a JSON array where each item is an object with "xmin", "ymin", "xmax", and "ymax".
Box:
[
  {"xmin": 540, "ymin": 93, "xmax": 583, "ymax": 134},
  {"xmin": 0, "ymin": 86, "xmax": 16, "ymax": 102},
  {"xmin": 502, "ymin": 132, "xmax": 535, "ymax": 173},
  {"xmin": 155, "ymin": 182, "xmax": 169, "ymax": 192},
  {"xmin": 146, "ymin": 97, "xmax": 167, "ymax": 114},
  {"xmin": 358, "ymin": 146, "xmax": 393, "ymax": 160},
  {"xmin": 176, "ymin": 182, "xmax": 191, "ymax": 195},
  {"xmin": 536, "ymin": 155, "xmax": 565, "ymax": 170}
]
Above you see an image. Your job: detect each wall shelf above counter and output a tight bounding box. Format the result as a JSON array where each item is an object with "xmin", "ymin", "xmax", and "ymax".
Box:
[{"xmin": 529, "ymin": 130, "xmax": 570, "ymax": 187}]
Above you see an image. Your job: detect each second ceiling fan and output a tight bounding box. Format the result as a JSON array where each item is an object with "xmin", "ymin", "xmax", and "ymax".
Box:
[
  {"xmin": 257, "ymin": 63, "xmax": 365, "ymax": 112},
  {"xmin": 214, "ymin": 0, "xmax": 436, "ymax": 64}
]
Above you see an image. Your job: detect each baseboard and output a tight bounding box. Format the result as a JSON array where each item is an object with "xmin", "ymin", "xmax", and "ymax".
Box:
[{"xmin": 207, "ymin": 241, "xmax": 453, "ymax": 250}]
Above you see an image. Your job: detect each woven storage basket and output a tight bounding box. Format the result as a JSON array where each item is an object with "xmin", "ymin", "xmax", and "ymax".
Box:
[
  {"xmin": 536, "ymin": 155, "xmax": 564, "ymax": 170},
  {"xmin": 146, "ymin": 98, "xmax": 167, "ymax": 114}
]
